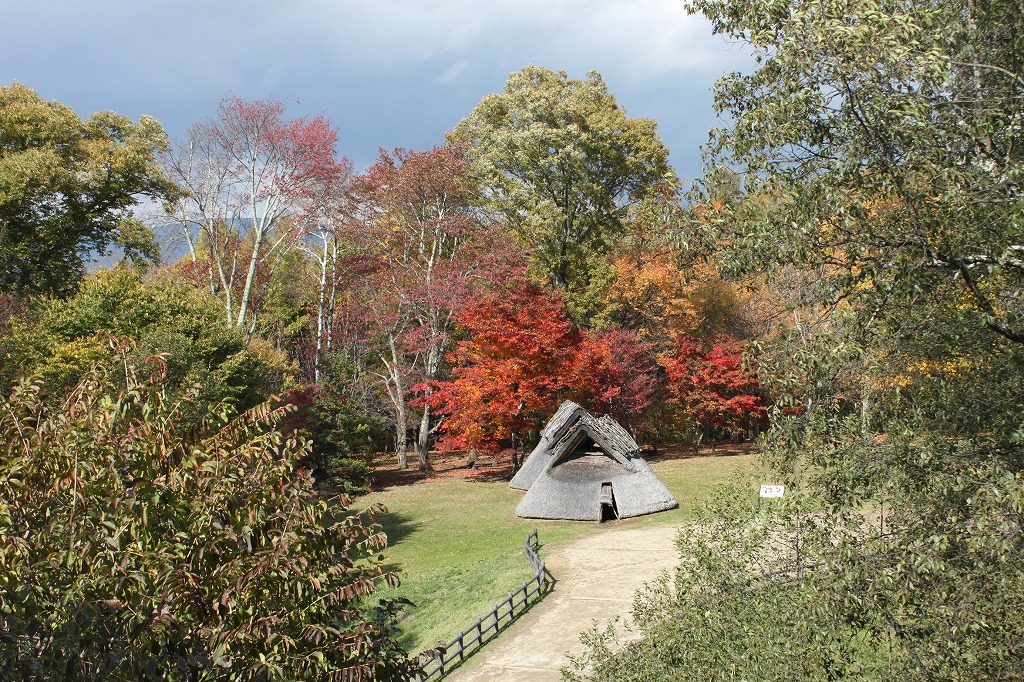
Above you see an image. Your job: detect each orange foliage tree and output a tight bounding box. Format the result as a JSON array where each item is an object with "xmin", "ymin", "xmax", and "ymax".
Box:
[
  {"xmin": 424, "ymin": 283, "xmax": 609, "ymax": 464},
  {"xmin": 603, "ymin": 250, "xmax": 697, "ymax": 338}
]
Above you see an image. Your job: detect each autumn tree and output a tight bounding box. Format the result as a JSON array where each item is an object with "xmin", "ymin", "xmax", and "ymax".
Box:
[
  {"xmin": 0, "ymin": 82, "xmax": 177, "ymax": 297},
  {"xmin": 354, "ymin": 145, "xmax": 513, "ymax": 472},
  {"xmin": 292, "ymin": 169, "xmax": 358, "ymax": 382},
  {"xmin": 427, "ymin": 283, "xmax": 606, "ymax": 465},
  {"xmin": 450, "ymin": 66, "xmax": 672, "ymax": 319},
  {"xmin": 592, "ymin": 182, "xmax": 754, "ymax": 346},
  {"xmin": 661, "ymin": 335, "xmax": 766, "ymax": 451},
  {"xmin": 163, "ymin": 98, "xmax": 349, "ymax": 334},
  {"xmin": 0, "ymin": 342, "xmax": 411, "ymax": 680},
  {"xmin": 601, "ymin": 251, "xmax": 696, "ymax": 337},
  {"xmin": 588, "ymin": 328, "xmax": 661, "ymax": 436}
]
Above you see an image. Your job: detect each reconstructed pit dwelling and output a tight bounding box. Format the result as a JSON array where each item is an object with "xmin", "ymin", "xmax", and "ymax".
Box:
[{"xmin": 511, "ymin": 401, "xmax": 678, "ymax": 521}]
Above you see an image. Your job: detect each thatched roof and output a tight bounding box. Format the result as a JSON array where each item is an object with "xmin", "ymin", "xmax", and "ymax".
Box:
[
  {"xmin": 509, "ymin": 400, "xmax": 587, "ymax": 490},
  {"xmin": 512, "ymin": 402, "xmax": 678, "ymax": 521}
]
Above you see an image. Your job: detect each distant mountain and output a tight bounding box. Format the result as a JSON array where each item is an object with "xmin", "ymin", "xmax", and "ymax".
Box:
[{"xmin": 86, "ymin": 222, "xmax": 192, "ymax": 272}]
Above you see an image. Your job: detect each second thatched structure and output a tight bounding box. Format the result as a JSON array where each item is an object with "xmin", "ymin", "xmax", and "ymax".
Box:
[{"xmin": 510, "ymin": 401, "xmax": 678, "ymax": 521}]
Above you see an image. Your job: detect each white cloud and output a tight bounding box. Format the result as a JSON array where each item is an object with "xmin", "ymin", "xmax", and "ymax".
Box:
[{"xmin": 274, "ymin": 0, "xmax": 744, "ymax": 80}]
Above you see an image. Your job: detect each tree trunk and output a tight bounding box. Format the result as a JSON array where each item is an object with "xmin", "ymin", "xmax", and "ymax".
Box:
[
  {"xmin": 378, "ymin": 334, "xmax": 411, "ymax": 471},
  {"xmin": 314, "ymin": 243, "xmax": 329, "ymax": 383},
  {"xmin": 417, "ymin": 403, "xmax": 433, "ymax": 476},
  {"xmin": 236, "ymin": 220, "xmax": 265, "ymax": 331},
  {"xmin": 395, "ymin": 412, "xmax": 408, "ymax": 471},
  {"xmin": 510, "ymin": 433, "xmax": 521, "ymax": 473},
  {"xmin": 416, "ymin": 340, "xmax": 444, "ymax": 477}
]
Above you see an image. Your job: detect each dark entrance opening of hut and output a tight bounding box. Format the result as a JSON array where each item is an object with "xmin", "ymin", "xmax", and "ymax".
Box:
[{"xmin": 600, "ymin": 482, "xmax": 618, "ymax": 522}]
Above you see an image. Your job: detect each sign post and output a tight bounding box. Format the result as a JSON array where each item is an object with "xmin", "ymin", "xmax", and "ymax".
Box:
[{"xmin": 758, "ymin": 484, "xmax": 784, "ymax": 509}]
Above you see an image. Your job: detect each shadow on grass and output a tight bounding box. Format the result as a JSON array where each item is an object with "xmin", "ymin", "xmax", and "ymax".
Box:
[
  {"xmin": 376, "ymin": 509, "xmax": 422, "ymax": 555},
  {"xmin": 643, "ymin": 440, "xmax": 757, "ymax": 463},
  {"xmin": 448, "ymin": 466, "xmax": 515, "ymax": 484},
  {"xmin": 371, "ymin": 452, "xmax": 515, "ymax": 491}
]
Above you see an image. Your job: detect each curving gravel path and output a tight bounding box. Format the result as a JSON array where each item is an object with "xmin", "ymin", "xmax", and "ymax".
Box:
[{"xmin": 445, "ymin": 525, "xmax": 680, "ymax": 682}]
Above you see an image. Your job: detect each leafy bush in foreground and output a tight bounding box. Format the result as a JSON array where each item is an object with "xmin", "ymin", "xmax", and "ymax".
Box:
[
  {"xmin": 565, "ymin": 486, "xmax": 880, "ymax": 681},
  {"xmin": 0, "ymin": 342, "xmax": 411, "ymax": 680}
]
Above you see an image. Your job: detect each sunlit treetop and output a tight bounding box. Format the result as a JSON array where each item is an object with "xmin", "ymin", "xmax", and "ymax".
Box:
[{"xmin": 0, "ymin": 82, "xmax": 179, "ymax": 297}]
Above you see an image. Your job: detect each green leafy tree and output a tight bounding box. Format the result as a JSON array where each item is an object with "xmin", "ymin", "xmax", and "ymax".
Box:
[
  {"xmin": 687, "ymin": 0, "xmax": 1024, "ymax": 343},
  {"xmin": 449, "ymin": 66, "xmax": 671, "ymax": 320},
  {"xmin": 5, "ymin": 267, "xmax": 293, "ymax": 418},
  {"xmin": 0, "ymin": 82, "xmax": 178, "ymax": 297},
  {"xmin": 283, "ymin": 355, "xmax": 388, "ymax": 494},
  {"xmin": 0, "ymin": 341, "xmax": 412, "ymax": 680}
]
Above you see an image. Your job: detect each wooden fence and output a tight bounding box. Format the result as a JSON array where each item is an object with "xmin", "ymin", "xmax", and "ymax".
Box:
[{"xmin": 415, "ymin": 529, "xmax": 553, "ymax": 681}]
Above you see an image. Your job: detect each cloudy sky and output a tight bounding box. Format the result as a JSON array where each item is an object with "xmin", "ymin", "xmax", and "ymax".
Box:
[{"xmin": 2, "ymin": 0, "xmax": 749, "ymax": 181}]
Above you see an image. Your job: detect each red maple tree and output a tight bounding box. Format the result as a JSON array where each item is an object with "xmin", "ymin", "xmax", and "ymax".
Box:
[
  {"xmin": 661, "ymin": 335, "xmax": 768, "ymax": 450},
  {"xmin": 589, "ymin": 328, "xmax": 661, "ymax": 435},
  {"xmin": 352, "ymin": 145, "xmax": 521, "ymax": 472},
  {"xmin": 425, "ymin": 283, "xmax": 604, "ymax": 461}
]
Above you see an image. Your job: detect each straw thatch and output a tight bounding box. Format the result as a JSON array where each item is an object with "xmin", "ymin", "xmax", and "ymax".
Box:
[
  {"xmin": 509, "ymin": 400, "xmax": 587, "ymax": 490},
  {"xmin": 512, "ymin": 402, "xmax": 678, "ymax": 521}
]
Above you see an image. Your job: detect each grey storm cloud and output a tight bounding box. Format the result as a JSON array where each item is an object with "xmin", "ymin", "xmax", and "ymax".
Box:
[{"xmin": 1, "ymin": 0, "xmax": 750, "ymax": 177}]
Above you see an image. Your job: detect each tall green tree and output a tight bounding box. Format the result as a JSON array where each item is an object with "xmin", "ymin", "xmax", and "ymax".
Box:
[
  {"xmin": 0, "ymin": 83, "xmax": 177, "ymax": 297},
  {"xmin": 449, "ymin": 66, "xmax": 671, "ymax": 317},
  {"xmin": 689, "ymin": 0, "xmax": 1024, "ymax": 342}
]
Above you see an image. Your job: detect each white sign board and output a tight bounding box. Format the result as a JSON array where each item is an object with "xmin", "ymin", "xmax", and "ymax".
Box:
[{"xmin": 759, "ymin": 484, "xmax": 785, "ymax": 499}]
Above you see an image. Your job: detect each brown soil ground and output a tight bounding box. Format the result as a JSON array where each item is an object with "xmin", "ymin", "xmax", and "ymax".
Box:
[{"xmin": 370, "ymin": 440, "xmax": 757, "ymax": 491}]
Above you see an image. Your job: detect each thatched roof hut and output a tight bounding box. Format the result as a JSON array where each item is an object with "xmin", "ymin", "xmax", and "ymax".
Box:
[{"xmin": 511, "ymin": 401, "xmax": 678, "ymax": 521}]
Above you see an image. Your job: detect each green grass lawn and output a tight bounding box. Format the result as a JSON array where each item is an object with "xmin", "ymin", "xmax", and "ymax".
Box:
[{"xmin": 355, "ymin": 446, "xmax": 757, "ymax": 653}]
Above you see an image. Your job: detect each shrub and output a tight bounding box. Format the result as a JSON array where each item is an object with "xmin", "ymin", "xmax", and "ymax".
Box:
[
  {"xmin": 0, "ymin": 341, "xmax": 411, "ymax": 680},
  {"xmin": 5, "ymin": 267, "xmax": 296, "ymax": 417},
  {"xmin": 283, "ymin": 385, "xmax": 385, "ymax": 494}
]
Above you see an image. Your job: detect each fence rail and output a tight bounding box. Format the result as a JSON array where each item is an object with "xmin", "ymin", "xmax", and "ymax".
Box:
[{"xmin": 415, "ymin": 529, "xmax": 553, "ymax": 681}]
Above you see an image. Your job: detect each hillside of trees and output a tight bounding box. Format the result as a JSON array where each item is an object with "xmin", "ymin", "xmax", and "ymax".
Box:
[
  {"xmin": 0, "ymin": 67, "xmax": 768, "ymax": 679},
  {"xmin": 3, "ymin": 0, "xmax": 1024, "ymax": 674}
]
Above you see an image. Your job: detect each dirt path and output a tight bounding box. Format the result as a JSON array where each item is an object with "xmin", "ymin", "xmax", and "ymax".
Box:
[{"xmin": 445, "ymin": 525, "xmax": 679, "ymax": 682}]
